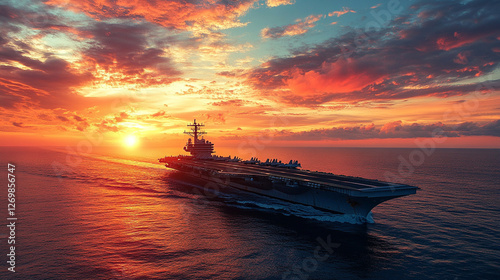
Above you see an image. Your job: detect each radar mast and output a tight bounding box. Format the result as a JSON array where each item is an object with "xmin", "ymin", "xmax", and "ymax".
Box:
[
  {"xmin": 183, "ymin": 119, "xmax": 214, "ymax": 158},
  {"xmin": 184, "ymin": 119, "xmax": 206, "ymax": 141}
]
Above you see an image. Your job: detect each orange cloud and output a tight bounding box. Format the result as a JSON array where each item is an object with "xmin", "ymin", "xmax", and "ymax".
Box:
[
  {"xmin": 328, "ymin": 7, "xmax": 355, "ymax": 17},
  {"xmin": 248, "ymin": 0, "xmax": 500, "ymax": 106},
  {"xmin": 453, "ymin": 51, "xmax": 470, "ymax": 65},
  {"xmin": 261, "ymin": 14, "xmax": 323, "ymax": 38},
  {"xmin": 46, "ymin": 0, "xmax": 257, "ymax": 32},
  {"xmin": 286, "ymin": 58, "xmax": 385, "ymax": 96},
  {"xmin": 380, "ymin": 120, "xmax": 403, "ymax": 134},
  {"xmin": 266, "ymin": 0, "xmax": 295, "ymax": 7},
  {"xmin": 436, "ymin": 32, "xmax": 482, "ymax": 51}
]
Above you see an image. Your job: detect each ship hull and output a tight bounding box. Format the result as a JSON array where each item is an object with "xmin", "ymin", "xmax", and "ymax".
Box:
[
  {"xmin": 171, "ymin": 169, "xmax": 416, "ymax": 217},
  {"xmin": 159, "ymin": 120, "xmax": 418, "ymax": 218}
]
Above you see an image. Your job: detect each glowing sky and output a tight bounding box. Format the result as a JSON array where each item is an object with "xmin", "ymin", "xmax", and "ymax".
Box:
[{"xmin": 1, "ymin": 0, "xmax": 499, "ymax": 148}]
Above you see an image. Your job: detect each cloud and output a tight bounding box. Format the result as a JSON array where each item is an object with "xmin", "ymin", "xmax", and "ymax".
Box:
[
  {"xmin": 38, "ymin": 114, "xmax": 52, "ymax": 121},
  {"xmin": 12, "ymin": 122, "xmax": 24, "ymax": 127},
  {"xmin": 285, "ymin": 57, "xmax": 385, "ymax": 96},
  {"xmin": 0, "ymin": 1, "xmax": 185, "ymax": 111},
  {"xmin": 56, "ymin": 115, "xmax": 69, "ymax": 122},
  {"xmin": 211, "ymin": 99, "xmax": 246, "ymax": 106},
  {"xmin": 73, "ymin": 115, "xmax": 85, "ymax": 122},
  {"xmin": 328, "ymin": 7, "xmax": 355, "ymax": 17},
  {"xmin": 460, "ymin": 119, "xmax": 500, "ymax": 137},
  {"xmin": 248, "ymin": 0, "xmax": 500, "ymax": 105},
  {"xmin": 45, "ymin": 0, "xmax": 257, "ymax": 32},
  {"xmin": 204, "ymin": 113, "xmax": 226, "ymax": 124},
  {"xmin": 0, "ymin": 3, "xmax": 97, "ymax": 110},
  {"xmin": 151, "ymin": 110, "xmax": 167, "ymax": 117},
  {"xmin": 261, "ymin": 14, "xmax": 323, "ymax": 39},
  {"xmin": 0, "ymin": 55, "xmax": 94, "ymax": 110},
  {"xmin": 73, "ymin": 115, "xmax": 90, "ymax": 131},
  {"xmin": 95, "ymin": 120, "xmax": 118, "ymax": 132},
  {"xmin": 114, "ymin": 112, "xmax": 128, "ymax": 122},
  {"xmin": 266, "ymin": 120, "xmax": 500, "ymax": 141},
  {"xmin": 82, "ymin": 21, "xmax": 182, "ymax": 87},
  {"xmin": 216, "ymin": 69, "xmax": 246, "ymax": 77},
  {"xmin": 266, "ymin": 0, "xmax": 295, "ymax": 7}
]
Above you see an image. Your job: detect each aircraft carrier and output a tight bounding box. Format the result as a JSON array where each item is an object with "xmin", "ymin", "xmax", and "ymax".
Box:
[{"xmin": 159, "ymin": 120, "xmax": 418, "ymax": 217}]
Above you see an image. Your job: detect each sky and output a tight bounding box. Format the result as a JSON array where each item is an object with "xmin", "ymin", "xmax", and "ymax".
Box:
[{"xmin": 0, "ymin": 0, "xmax": 499, "ymax": 149}]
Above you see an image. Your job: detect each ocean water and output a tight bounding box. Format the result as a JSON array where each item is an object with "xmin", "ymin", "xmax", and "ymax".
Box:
[{"xmin": 0, "ymin": 146, "xmax": 499, "ymax": 279}]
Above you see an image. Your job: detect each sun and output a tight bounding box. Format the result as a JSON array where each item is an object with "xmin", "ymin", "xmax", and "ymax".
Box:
[{"xmin": 123, "ymin": 135, "xmax": 138, "ymax": 148}]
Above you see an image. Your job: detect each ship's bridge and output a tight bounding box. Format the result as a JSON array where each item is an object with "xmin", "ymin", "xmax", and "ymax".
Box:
[{"xmin": 183, "ymin": 119, "xmax": 215, "ymax": 159}]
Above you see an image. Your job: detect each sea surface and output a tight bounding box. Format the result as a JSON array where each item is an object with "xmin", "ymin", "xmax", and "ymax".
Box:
[{"xmin": 0, "ymin": 146, "xmax": 499, "ymax": 279}]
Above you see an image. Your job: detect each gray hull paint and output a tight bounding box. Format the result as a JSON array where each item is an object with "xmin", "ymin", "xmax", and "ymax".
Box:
[
  {"xmin": 181, "ymin": 170, "xmax": 416, "ymax": 217},
  {"xmin": 160, "ymin": 120, "xmax": 418, "ymax": 218}
]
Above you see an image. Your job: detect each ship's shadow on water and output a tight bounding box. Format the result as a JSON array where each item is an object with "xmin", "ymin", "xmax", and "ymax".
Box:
[{"xmin": 162, "ymin": 172, "xmax": 401, "ymax": 278}]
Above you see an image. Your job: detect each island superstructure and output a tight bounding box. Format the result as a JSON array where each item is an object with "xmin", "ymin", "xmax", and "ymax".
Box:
[{"xmin": 159, "ymin": 120, "xmax": 418, "ymax": 217}]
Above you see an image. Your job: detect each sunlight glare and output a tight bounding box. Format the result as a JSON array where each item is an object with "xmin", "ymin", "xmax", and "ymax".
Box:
[{"xmin": 124, "ymin": 135, "xmax": 138, "ymax": 148}]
